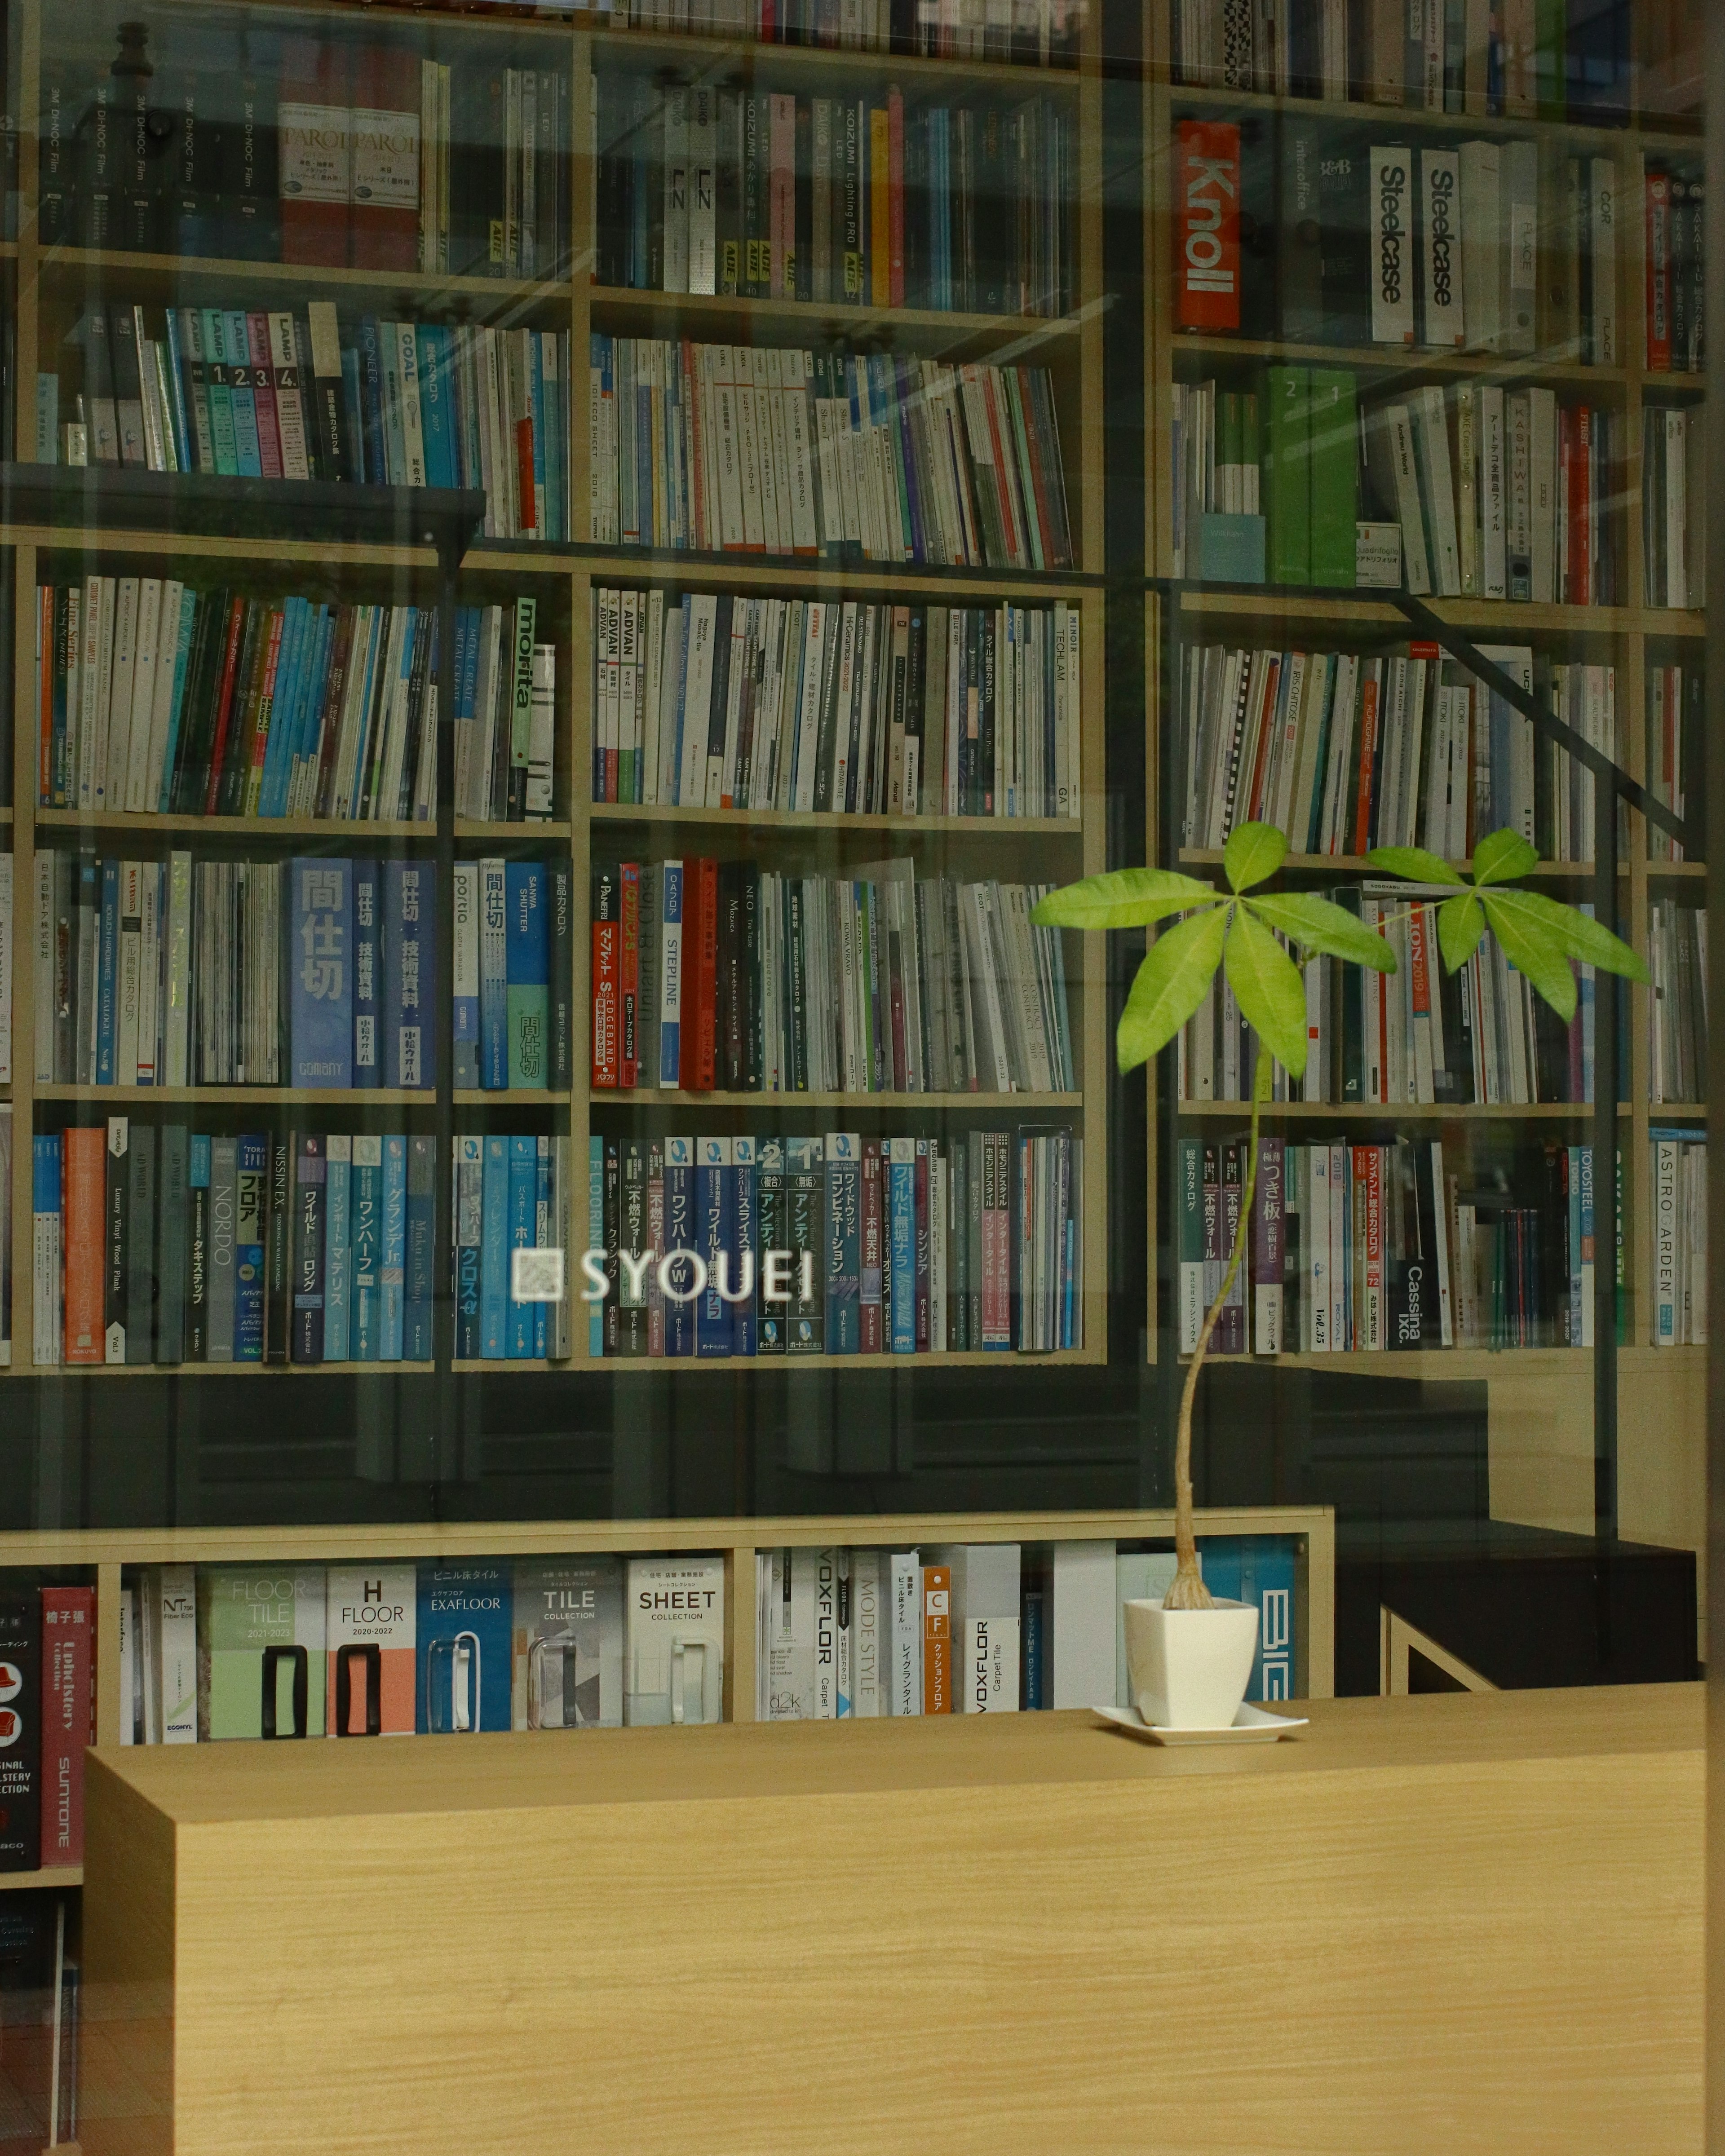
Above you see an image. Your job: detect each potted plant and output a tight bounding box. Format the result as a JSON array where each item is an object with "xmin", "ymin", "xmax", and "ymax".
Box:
[{"xmin": 1033, "ymin": 821, "xmax": 1645, "ymax": 1728}]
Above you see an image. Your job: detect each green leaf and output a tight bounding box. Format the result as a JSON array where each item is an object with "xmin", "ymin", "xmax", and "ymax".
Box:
[
  {"xmin": 1362, "ymin": 844, "xmax": 1466, "ymax": 887},
  {"xmin": 1481, "ymin": 891, "xmax": 1576, "ymax": 1023},
  {"xmin": 1502, "ymin": 888, "xmax": 1650, "ymax": 982},
  {"xmin": 1246, "ymin": 892, "xmax": 1398, "ymax": 972},
  {"xmin": 1436, "ymin": 892, "xmax": 1486, "ymax": 972},
  {"xmin": 1031, "ymin": 867, "xmax": 1217, "ymax": 931},
  {"xmin": 1116, "ymin": 903, "xmax": 1230, "ymax": 1073},
  {"xmin": 1471, "ymin": 828, "xmax": 1539, "ymax": 885},
  {"xmin": 1223, "ymin": 906, "xmax": 1310, "ymax": 1075},
  {"xmin": 1223, "ymin": 821, "xmax": 1288, "ymax": 893}
]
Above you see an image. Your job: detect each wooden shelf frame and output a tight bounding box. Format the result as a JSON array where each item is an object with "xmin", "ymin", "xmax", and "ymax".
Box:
[
  {"xmin": 4, "ymin": 0, "xmax": 1113, "ymax": 1380},
  {"xmin": 1141, "ymin": 0, "xmax": 1710, "ymax": 1372}
]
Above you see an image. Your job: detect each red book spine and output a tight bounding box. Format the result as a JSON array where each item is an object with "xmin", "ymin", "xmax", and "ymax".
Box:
[
  {"xmin": 1645, "ymin": 169, "xmax": 1672, "ymax": 372},
  {"xmin": 1176, "ymin": 120, "xmax": 1241, "ymax": 332},
  {"xmin": 1243, "ymin": 653, "xmax": 1282, "ymax": 822},
  {"xmin": 62, "ymin": 1127, "xmax": 106, "ymax": 1364},
  {"xmin": 349, "ymin": 45, "xmax": 422, "ymax": 273},
  {"xmin": 860, "ymin": 1140, "xmax": 883, "ymax": 1353},
  {"xmin": 1351, "ymin": 668, "xmax": 1381, "ymax": 853},
  {"xmin": 278, "ymin": 38, "xmax": 351, "ymax": 269},
  {"xmin": 619, "ymin": 862, "xmax": 640, "ymax": 1091},
  {"xmin": 591, "ymin": 868, "xmax": 619, "ymax": 1089},
  {"xmin": 516, "ymin": 415, "xmax": 538, "ymax": 535},
  {"xmin": 678, "ymin": 857, "xmax": 702, "ymax": 1091},
  {"xmin": 39, "ymin": 1586, "xmax": 93, "ymax": 1868},
  {"xmin": 693, "ymin": 855, "xmax": 720, "ymax": 1091},
  {"xmin": 887, "ymin": 88, "xmax": 905, "ymax": 310},
  {"xmin": 246, "ymin": 608, "xmax": 287, "ymax": 800},
  {"xmin": 203, "ymin": 596, "xmax": 249, "ymax": 816},
  {"xmin": 38, "ymin": 586, "xmax": 53, "ymax": 808},
  {"xmin": 245, "ymin": 312, "xmax": 284, "ymax": 477}
]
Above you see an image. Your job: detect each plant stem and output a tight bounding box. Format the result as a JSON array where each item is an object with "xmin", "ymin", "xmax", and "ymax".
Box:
[{"xmin": 1164, "ymin": 1045, "xmax": 1274, "ymax": 1612}]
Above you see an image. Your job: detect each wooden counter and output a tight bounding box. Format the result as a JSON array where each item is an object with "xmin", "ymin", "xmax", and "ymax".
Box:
[{"xmin": 81, "ymin": 1686, "xmax": 1703, "ymax": 2156}]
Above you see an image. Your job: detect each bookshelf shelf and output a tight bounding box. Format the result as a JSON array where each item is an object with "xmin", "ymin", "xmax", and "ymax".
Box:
[
  {"xmin": 1177, "ymin": 848, "xmax": 1614, "ymax": 879},
  {"xmin": 592, "ymin": 803, "xmax": 1085, "ymax": 837},
  {"xmin": 591, "ymin": 27, "xmax": 1084, "ymax": 95},
  {"xmin": 580, "ymin": 1347, "xmax": 1097, "ymax": 1370},
  {"xmin": 1175, "ymin": 1100, "xmax": 1622, "ymax": 1121},
  {"xmin": 38, "ymin": 247, "xmax": 575, "ymax": 313},
  {"xmin": 575, "ymin": 550, "xmax": 1099, "ymax": 601},
  {"xmin": 1175, "ymin": 588, "xmax": 1693, "ymax": 638},
  {"xmin": 454, "ymin": 819, "xmax": 575, "ymax": 840},
  {"xmin": 1173, "ymin": 332, "xmax": 1627, "ymax": 389},
  {"xmin": 0, "ymin": 1865, "xmax": 80, "ymax": 1892},
  {"xmin": 34, "ymin": 809, "xmax": 432, "ymax": 839},
  {"xmin": 453, "ymin": 1091, "xmax": 574, "ymax": 1106},
  {"xmin": 33, "ymin": 1086, "xmax": 438, "ymax": 1107},
  {"xmin": 592, "ymin": 284, "xmax": 1080, "ymax": 361},
  {"xmin": 1163, "ymin": 79, "xmax": 1681, "ymax": 151},
  {"xmin": 590, "ymin": 1090, "xmax": 1085, "ymax": 1109}
]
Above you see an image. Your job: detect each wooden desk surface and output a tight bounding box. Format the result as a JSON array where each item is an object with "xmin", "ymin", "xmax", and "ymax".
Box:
[{"xmin": 83, "ymin": 1687, "xmax": 1704, "ymax": 2156}]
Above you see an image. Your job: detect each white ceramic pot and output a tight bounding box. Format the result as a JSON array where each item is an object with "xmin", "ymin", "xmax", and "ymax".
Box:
[{"xmin": 1122, "ymin": 1597, "xmax": 1261, "ymax": 1730}]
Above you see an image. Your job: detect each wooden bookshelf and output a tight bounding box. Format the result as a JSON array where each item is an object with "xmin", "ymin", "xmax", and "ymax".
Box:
[
  {"xmin": 1140, "ymin": 6, "xmax": 1708, "ymax": 1603},
  {"xmin": 1, "ymin": 0, "xmax": 1111, "ymax": 1387}
]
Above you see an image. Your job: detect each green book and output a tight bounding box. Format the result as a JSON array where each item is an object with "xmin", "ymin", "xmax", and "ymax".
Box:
[
  {"xmin": 198, "ymin": 1564, "xmax": 327, "ymax": 1740},
  {"xmin": 1261, "ymin": 366, "xmax": 1310, "ymax": 587},
  {"xmin": 1306, "ymin": 368, "xmax": 1359, "ymax": 588}
]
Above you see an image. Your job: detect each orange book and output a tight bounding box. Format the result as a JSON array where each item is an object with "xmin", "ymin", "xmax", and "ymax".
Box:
[
  {"xmin": 349, "ymin": 45, "xmax": 421, "ymax": 273},
  {"xmin": 869, "ymin": 106, "xmax": 891, "ymax": 308},
  {"xmin": 922, "ymin": 1562, "xmax": 951, "ymax": 1714},
  {"xmin": 278, "ymin": 38, "xmax": 351, "ymax": 270},
  {"xmin": 62, "ymin": 1127, "xmax": 106, "ymax": 1365}
]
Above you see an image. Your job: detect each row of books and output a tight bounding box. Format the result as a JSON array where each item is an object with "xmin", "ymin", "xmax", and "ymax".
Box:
[
  {"xmin": 120, "ymin": 1555, "xmax": 726, "ymax": 1742},
  {"xmin": 56, "ymin": 302, "xmax": 572, "ymax": 543},
  {"xmin": 1181, "ymin": 639, "xmax": 1610, "ymax": 865},
  {"xmin": 1640, "ymin": 405, "xmax": 1707, "ymax": 610},
  {"xmin": 594, "ymin": 75, "xmax": 1075, "ymax": 317},
  {"xmin": 588, "ymin": 336, "xmax": 1073, "ymax": 568},
  {"xmin": 1170, "ymin": 0, "xmax": 1629, "ymax": 117},
  {"xmin": 592, "ymin": 860, "xmax": 1074, "ymax": 1095},
  {"xmin": 756, "ymin": 1539, "xmax": 1296, "ymax": 1715},
  {"xmin": 594, "ymin": 0, "xmax": 1082, "ymax": 65},
  {"xmin": 1647, "ymin": 903, "xmax": 1706, "ymax": 1106},
  {"xmin": 1178, "ymin": 892, "xmax": 1605, "ymax": 1109},
  {"xmin": 1645, "ymin": 165, "xmax": 1706, "ymax": 373},
  {"xmin": 588, "ymin": 588, "xmax": 1082, "ymax": 818},
  {"xmin": 40, "ymin": 31, "xmax": 572, "ymax": 276},
  {"xmin": 33, "ymin": 580, "xmax": 543, "ymax": 825},
  {"xmin": 1650, "ymin": 1134, "xmax": 1706, "ymax": 1347},
  {"xmin": 1178, "ymin": 1134, "xmax": 1614, "ymax": 1354},
  {"xmin": 589, "ymin": 1126, "xmax": 1084, "ymax": 1356},
  {"xmin": 34, "ymin": 1123, "xmax": 438, "ymax": 1368},
  {"xmin": 31, "ymin": 853, "xmax": 437, "ymax": 1092},
  {"xmin": 1174, "ymin": 121, "xmax": 1622, "ymax": 362},
  {"xmin": 455, "ymin": 1136, "xmax": 575, "ymax": 1360},
  {"xmin": 452, "ymin": 861, "xmax": 575, "ymax": 1092},
  {"xmin": 0, "ymin": 1587, "xmax": 93, "ymax": 1870},
  {"xmin": 1647, "ymin": 664, "xmax": 1703, "ymax": 862}
]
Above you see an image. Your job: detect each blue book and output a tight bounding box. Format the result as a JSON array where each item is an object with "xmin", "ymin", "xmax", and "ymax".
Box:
[
  {"xmin": 1197, "ymin": 1537, "xmax": 1296, "ymax": 1703},
  {"xmin": 824, "ymin": 1132, "xmax": 861, "ymax": 1353},
  {"xmin": 1022, "ymin": 1586, "xmax": 1046, "ymax": 1710},
  {"xmin": 663, "ymin": 1135, "xmax": 697, "ymax": 1357},
  {"xmin": 479, "ymin": 857, "xmax": 508, "ymax": 1089},
  {"xmin": 507, "ymin": 1135, "xmax": 537, "ymax": 1358},
  {"xmin": 288, "ymin": 605, "xmax": 335, "ymax": 809},
  {"xmin": 256, "ymin": 598, "xmax": 305, "ymax": 815},
  {"xmin": 534, "ymin": 1136, "xmax": 551, "ymax": 1359},
  {"xmin": 263, "ymin": 599, "xmax": 314, "ymax": 817},
  {"xmin": 404, "ymin": 1134, "xmax": 435, "ymax": 1362},
  {"xmin": 383, "ymin": 858, "xmax": 437, "ymax": 1090},
  {"xmin": 234, "ymin": 1133, "xmax": 268, "ymax": 1361},
  {"xmin": 95, "ymin": 858, "xmax": 119, "ymax": 1083},
  {"xmin": 481, "ymin": 1135, "xmax": 510, "ymax": 1359},
  {"xmin": 324, "ymin": 1135, "xmax": 352, "ymax": 1363},
  {"xmin": 415, "ymin": 326, "xmax": 456, "ymax": 490},
  {"xmin": 340, "ymin": 345, "xmax": 367, "ymax": 484},
  {"xmin": 657, "ymin": 862, "xmax": 683, "ymax": 1087},
  {"xmin": 452, "ymin": 862, "xmax": 480, "ymax": 1092},
  {"xmin": 380, "ymin": 321, "xmax": 408, "ymax": 484},
  {"xmin": 351, "ymin": 1136, "xmax": 382, "ymax": 1360},
  {"xmin": 160, "ymin": 308, "xmax": 194, "ymax": 468},
  {"xmin": 157, "ymin": 592, "xmax": 199, "ymax": 809},
  {"xmin": 201, "ymin": 309, "xmax": 238, "ymax": 474},
  {"xmin": 380, "ymin": 1134, "xmax": 407, "ymax": 1361},
  {"xmin": 225, "ymin": 311, "xmax": 263, "ymax": 475},
  {"xmin": 33, "ymin": 1137, "xmax": 61, "ymax": 1352},
  {"xmin": 505, "ymin": 862, "xmax": 548, "ymax": 1089},
  {"xmin": 888, "ymin": 1136, "xmax": 916, "ymax": 1353},
  {"xmin": 587, "ymin": 1133, "xmax": 604, "ymax": 1359},
  {"xmin": 414, "ymin": 1562, "xmax": 513, "ymax": 1735},
  {"xmin": 357, "ymin": 318, "xmax": 388, "ymax": 484},
  {"xmin": 455, "ymin": 1135, "xmax": 483, "ymax": 1359},
  {"xmin": 696, "ymin": 1135, "xmax": 733, "ymax": 1359},
  {"xmin": 288, "ymin": 855, "xmax": 353, "ymax": 1088},
  {"xmin": 732, "ymin": 1135, "xmax": 757, "ymax": 1357},
  {"xmin": 352, "ymin": 860, "xmax": 381, "ymax": 1087}
]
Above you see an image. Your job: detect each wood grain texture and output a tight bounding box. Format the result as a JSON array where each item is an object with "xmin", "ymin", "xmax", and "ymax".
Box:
[{"xmin": 80, "ymin": 1688, "xmax": 1701, "ymax": 2156}]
